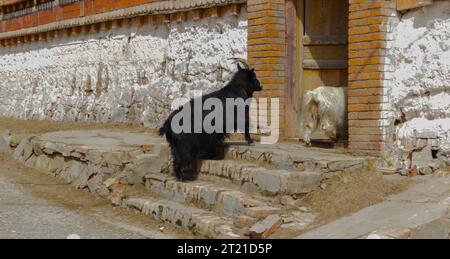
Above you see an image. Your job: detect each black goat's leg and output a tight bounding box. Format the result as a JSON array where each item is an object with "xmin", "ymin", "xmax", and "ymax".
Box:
[
  {"xmin": 171, "ymin": 147, "xmax": 185, "ymax": 181},
  {"xmin": 178, "ymin": 146, "xmax": 198, "ymax": 182},
  {"xmin": 245, "ymin": 105, "xmax": 254, "ymax": 145}
]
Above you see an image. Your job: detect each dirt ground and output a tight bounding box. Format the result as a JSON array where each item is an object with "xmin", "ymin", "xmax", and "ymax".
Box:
[
  {"xmin": 300, "ymin": 170, "xmax": 411, "ymax": 227},
  {"xmin": 0, "ymin": 155, "xmax": 189, "ymax": 239},
  {"xmin": 0, "ymin": 116, "xmax": 156, "ymax": 135}
]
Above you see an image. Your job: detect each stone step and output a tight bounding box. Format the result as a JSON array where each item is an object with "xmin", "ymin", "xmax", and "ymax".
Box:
[
  {"xmin": 123, "ymin": 190, "xmax": 317, "ymax": 238},
  {"xmin": 223, "ymin": 143, "xmax": 374, "ymax": 174},
  {"xmin": 144, "ymin": 173, "xmax": 282, "ymax": 218},
  {"xmin": 8, "ymin": 131, "xmax": 321, "ymax": 238},
  {"xmin": 198, "ymin": 159, "xmax": 323, "ymax": 195},
  {"xmin": 123, "ymin": 196, "xmax": 242, "ymax": 239}
]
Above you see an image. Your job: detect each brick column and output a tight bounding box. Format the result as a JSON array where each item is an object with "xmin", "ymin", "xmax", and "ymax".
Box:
[
  {"xmin": 348, "ymin": 0, "xmax": 396, "ymax": 151},
  {"xmin": 247, "ymin": 0, "xmax": 288, "ymax": 134}
]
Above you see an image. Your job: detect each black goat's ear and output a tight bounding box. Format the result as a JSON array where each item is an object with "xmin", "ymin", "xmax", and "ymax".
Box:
[
  {"xmin": 251, "ymin": 68, "xmax": 255, "ymax": 72},
  {"xmin": 237, "ymin": 63, "xmax": 243, "ymax": 71}
]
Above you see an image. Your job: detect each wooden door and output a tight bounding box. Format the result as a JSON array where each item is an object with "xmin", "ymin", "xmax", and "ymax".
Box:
[{"xmin": 296, "ymin": 0, "xmax": 349, "ymax": 141}]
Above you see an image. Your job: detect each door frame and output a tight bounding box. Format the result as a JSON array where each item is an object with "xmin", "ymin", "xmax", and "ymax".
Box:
[{"xmin": 285, "ymin": 0, "xmax": 304, "ymax": 138}]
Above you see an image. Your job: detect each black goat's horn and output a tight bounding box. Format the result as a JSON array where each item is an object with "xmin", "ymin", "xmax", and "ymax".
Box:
[{"xmin": 229, "ymin": 58, "xmax": 251, "ymax": 70}]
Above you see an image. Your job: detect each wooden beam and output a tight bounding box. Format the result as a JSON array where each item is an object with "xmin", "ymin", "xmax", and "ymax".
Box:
[
  {"xmin": 111, "ymin": 19, "xmax": 122, "ymax": 29},
  {"xmin": 175, "ymin": 12, "xmax": 185, "ymax": 23},
  {"xmin": 303, "ymin": 59, "xmax": 348, "ymax": 70},
  {"xmin": 187, "ymin": 9, "xmax": 202, "ymax": 21},
  {"xmin": 397, "ymin": 0, "xmax": 433, "ymax": 11},
  {"xmin": 73, "ymin": 26, "xmax": 81, "ymax": 35},
  {"xmin": 204, "ymin": 6, "xmax": 219, "ymax": 18},
  {"xmin": 82, "ymin": 24, "xmax": 91, "ymax": 34},
  {"xmin": 92, "ymin": 22, "xmax": 100, "ymax": 33},
  {"xmin": 123, "ymin": 18, "xmax": 134, "ymax": 27},
  {"xmin": 47, "ymin": 30, "xmax": 55, "ymax": 39},
  {"xmin": 64, "ymin": 27, "xmax": 72, "ymax": 37},
  {"xmin": 230, "ymin": 4, "xmax": 241, "ymax": 16},
  {"xmin": 303, "ymin": 36, "xmax": 348, "ymax": 46},
  {"xmin": 138, "ymin": 15, "xmax": 149, "ymax": 27}
]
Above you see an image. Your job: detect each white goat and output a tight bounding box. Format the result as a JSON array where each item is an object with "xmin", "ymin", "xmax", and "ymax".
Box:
[{"xmin": 301, "ymin": 86, "xmax": 347, "ymax": 146}]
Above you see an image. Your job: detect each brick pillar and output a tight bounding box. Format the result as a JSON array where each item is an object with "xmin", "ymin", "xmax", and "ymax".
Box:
[
  {"xmin": 348, "ymin": 0, "xmax": 396, "ymax": 151},
  {"xmin": 247, "ymin": 0, "xmax": 287, "ymax": 135}
]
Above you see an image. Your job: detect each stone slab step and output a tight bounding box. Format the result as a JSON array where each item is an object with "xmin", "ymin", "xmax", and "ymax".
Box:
[
  {"xmin": 223, "ymin": 143, "xmax": 374, "ymax": 174},
  {"xmin": 198, "ymin": 160, "xmax": 323, "ymax": 195},
  {"xmin": 123, "ymin": 196, "xmax": 242, "ymax": 239},
  {"xmin": 144, "ymin": 173, "xmax": 283, "ymax": 218},
  {"xmin": 8, "ymin": 132, "xmax": 329, "ymax": 238}
]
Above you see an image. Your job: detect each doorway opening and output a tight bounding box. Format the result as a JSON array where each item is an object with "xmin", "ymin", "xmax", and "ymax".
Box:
[{"xmin": 291, "ymin": 0, "xmax": 349, "ymax": 146}]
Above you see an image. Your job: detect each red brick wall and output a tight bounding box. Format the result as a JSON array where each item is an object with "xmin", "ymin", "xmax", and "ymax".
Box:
[
  {"xmin": 247, "ymin": 0, "xmax": 287, "ymax": 133},
  {"xmin": 0, "ymin": 0, "xmax": 161, "ymax": 33},
  {"xmin": 348, "ymin": 0, "xmax": 396, "ymax": 151}
]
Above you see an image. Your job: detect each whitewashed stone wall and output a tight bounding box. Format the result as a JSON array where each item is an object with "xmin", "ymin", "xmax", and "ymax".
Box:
[
  {"xmin": 386, "ymin": 1, "xmax": 450, "ymax": 150},
  {"xmin": 0, "ymin": 9, "xmax": 247, "ymax": 128}
]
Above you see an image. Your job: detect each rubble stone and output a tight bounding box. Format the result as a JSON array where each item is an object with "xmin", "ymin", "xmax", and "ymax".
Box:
[
  {"xmin": 42, "ymin": 142, "xmax": 58, "ymax": 155},
  {"xmin": 125, "ymin": 198, "xmax": 149, "ymax": 212},
  {"xmin": 72, "ymin": 165, "xmax": 96, "ymax": 189},
  {"xmin": 35, "ymin": 155, "xmax": 51, "ymax": 173},
  {"xmin": 87, "ymin": 174, "xmax": 104, "ymax": 194},
  {"xmin": 103, "ymin": 178, "xmax": 117, "ymax": 189},
  {"xmin": 419, "ymin": 165, "xmax": 433, "ymax": 175},
  {"xmin": 85, "ymin": 150, "xmax": 103, "ymax": 165},
  {"xmin": 217, "ymin": 191, "xmax": 246, "ymax": 216},
  {"xmin": 233, "ymin": 215, "xmax": 257, "ymax": 228},
  {"xmin": 60, "ymin": 161, "xmax": 87, "ymax": 183},
  {"xmin": 438, "ymin": 143, "xmax": 450, "ymax": 167},
  {"xmin": 412, "ymin": 145, "xmax": 436, "ymax": 168},
  {"xmin": 245, "ymin": 206, "xmax": 281, "ymax": 219},
  {"xmin": 24, "ymin": 155, "xmax": 37, "ymax": 168},
  {"xmin": 47, "ymin": 157, "xmax": 65, "ymax": 176},
  {"xmin": 29, "ymin": 138, "xmax": 41, "ymax": 155},
  {"xmin": 111, "ymin": 183, "xmax": 127, "ymax": 206},
  {"xmin": 126, "ymin": 154, "xmax": 169, "ymax": 185},
  {"xmin": 0, "ymin": 133, "xmax": 11, "ymax": 154},
  {"xmin": 280, "ymin": 195, "xmax": 295, "ymax": 206},
  {"xmin": 13, "ymin": 138, "xmax": 29, "ymax": 161},
  {"xmin": 249, "ymin": 215, "xmax": 283, "ymax": 239},
  {"xmin": 56, "ymin": 144, "xmax": 73, "ymax": 157}
]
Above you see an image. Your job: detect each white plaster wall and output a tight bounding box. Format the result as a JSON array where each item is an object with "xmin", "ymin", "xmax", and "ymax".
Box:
[
  {"xmin": 388, "ymin": 2, "xmax": 450, "ymax": 147},
  {"xmin": 0, "ymin": 8, "xmax": 247, "ymax": 128}
]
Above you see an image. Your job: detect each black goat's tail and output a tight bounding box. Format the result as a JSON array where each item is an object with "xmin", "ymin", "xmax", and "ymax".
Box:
[
  {"xmin": 159, "ymin": 124, "xmax": 167, "ymax": 136},
  {"xmin": 159, "ymin": 120, "xmax": 173, "ymax": 143}
]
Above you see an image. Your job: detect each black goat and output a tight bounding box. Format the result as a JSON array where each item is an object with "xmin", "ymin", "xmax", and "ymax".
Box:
[{"xmin": 159, "ymin": 61, "xmax": 262, "ymax": 181}]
